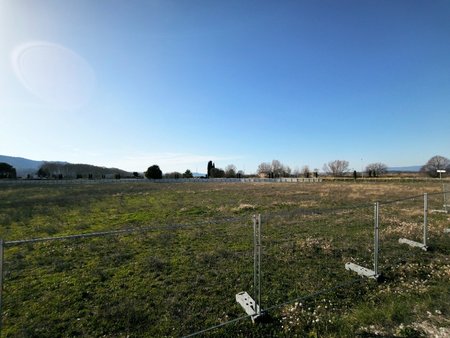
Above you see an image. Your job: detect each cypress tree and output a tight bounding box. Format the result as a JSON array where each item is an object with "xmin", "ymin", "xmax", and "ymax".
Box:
[{"xmin": 207, "ymin": 161, "xmax": 213, "ymax": 178}]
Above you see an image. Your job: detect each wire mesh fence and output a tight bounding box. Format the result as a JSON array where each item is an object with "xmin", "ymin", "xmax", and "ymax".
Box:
[
  {"xmin": 0, "ymin": 189, "xmax": 449, "ymax": 336},
  {"xmin": 1, "ymin": 217, "xmax": 258, "ymax": 337},
  {"xmin": 260, "ymin": 204, "xmax": 375, "ymax": 311},
  {"xmin": 378, "ymin": 195, "xmax": 427, "ymax": 277}
]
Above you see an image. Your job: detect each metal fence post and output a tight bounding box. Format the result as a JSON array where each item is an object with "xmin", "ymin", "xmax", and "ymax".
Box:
[
  {"xmin": 374, "ymin": 202, "xmax": 379, "ymax": 277},
  {"xmin": 252, "ymin": 215, "xmax": 257, "ymax": 307},
  {"xmin": 423, "ymin": 193, "xmax": 428, "ymax": 247},
  {"xmin": 252, "ymin": 214, "xmax": 262, "ymax": 316},
  {"xmin": 257, "ymin": 214, "xmax": 261, "ymax": 316},
  {"xmin": 443, "ymin": 184, "xmax": 448, "ymax": 213}
]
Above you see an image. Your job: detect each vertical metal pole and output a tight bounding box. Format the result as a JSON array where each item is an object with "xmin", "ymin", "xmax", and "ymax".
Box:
[
  {"xmin": 0, "ymin": 239, "xmax": 4, "ymax": 334},
  {"xmin": 252, "ymin": 215, "xmax": 257, "ymax": 306},
  {"xmin": 251, "ymin": 214, "xmax": 263, "ymax": 316},
  {"xmin": 257, "ymin": 214, "xmax": 262, "ymax": 316},
  {"xmin": 443, "ymin": 184, "xmax": 448, "ymax": 213},
  {"xmin": 374, "ymin": 203, "xmax": 379, "ymax": 276},
  {"xmin": 423, "ymin": 193, "xmax": 428, "ymax": 247}
]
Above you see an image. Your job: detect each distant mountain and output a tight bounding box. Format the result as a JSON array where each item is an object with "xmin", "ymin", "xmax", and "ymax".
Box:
[
  {"xmin": 387, "ymin": 165, "xmax": 422, "ymax": 172},
  {"xmin": 0, "ymin": 155, "xmax": 44, "ymax": 177},
  {"xmin": 0, "ymin": 155, "xmax": 132, "ymax": 178}
]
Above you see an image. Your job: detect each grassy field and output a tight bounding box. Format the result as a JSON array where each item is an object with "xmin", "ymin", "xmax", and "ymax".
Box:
[{"xmin": 0, "ymin": 180, "xmax": 449, "ymax": 337}]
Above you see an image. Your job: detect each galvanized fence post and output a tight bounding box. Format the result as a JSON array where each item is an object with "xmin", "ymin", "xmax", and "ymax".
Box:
[
  {"xmin": 374, "ymin": 202, "xmax": 379, "ymax": 277},
  {"xmin": 252, "ymin": 214, "xmax": 262, "ymax": 316},
  {"xmin": 423, "ymin": 193, "xmax": 428, "ymax": 247},
  {"xmin": 443, "ymin": 184, "xmax": 448, "ymax": 213},
  {"xmin": 252, "ymin": 215, "xmax": 257, "ymax": 307},
  {"xmin": 257, "ymin": 214, "xmax": 261, "ymax": 316}
]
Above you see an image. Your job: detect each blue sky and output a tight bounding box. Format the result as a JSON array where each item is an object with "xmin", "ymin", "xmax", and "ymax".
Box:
[{"xmin": 1, "ymin": 0, "xmax": 449, "ymax": 174}]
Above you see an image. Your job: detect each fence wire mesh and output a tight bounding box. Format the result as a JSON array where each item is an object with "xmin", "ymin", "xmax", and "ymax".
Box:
[
  {"xmin": 379, "ymin": 195, "xmax": 425, "ymax": 271},
  {"xmin": 1, "ymin": 182, "xmax": 449, "ymax": 337},
  {"xmin": 260, "ymin": 204, "xmax": 374, "ymax": 311},
  {"xmin": 2, "ymin": 217, "xmax": 257, "ymax": 337}
]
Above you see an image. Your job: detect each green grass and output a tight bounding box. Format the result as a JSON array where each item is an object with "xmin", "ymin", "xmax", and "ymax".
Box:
[{"xmin": 0, "ymin": 180, "xmax": 449, "ymax": 337}]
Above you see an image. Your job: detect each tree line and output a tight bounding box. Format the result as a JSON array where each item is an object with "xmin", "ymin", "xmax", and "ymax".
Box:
[
  {"xmin": 144, "ymin": 155, "xmax": 450, "ymax": 180},
  {"xmin": 144, "ymin": 165, "xmax": 194, "ymax": 180},
  {"xmin": 1, "ymin": 155, "xmax": 448, "ymax": 180}
]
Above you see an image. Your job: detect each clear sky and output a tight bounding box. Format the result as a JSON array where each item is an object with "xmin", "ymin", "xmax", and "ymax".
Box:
[{"xmin": 1, "ymin": 0, "xmax": 450, "ymax": 174}]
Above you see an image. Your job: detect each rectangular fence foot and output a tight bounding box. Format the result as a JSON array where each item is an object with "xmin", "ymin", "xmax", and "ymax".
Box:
[
  {"xmin": 430, "ymin": 209, "xmax": 448, "ymax": 214},
  {"xmin": 444, "ymin": 229, "xmax": 450, "ymax": 234},
  {"xmin": 398, "ymin": 238, "xmax": 428, "ymax": 251},
  {"xmin": 236, "ymin": 291, "xmax": 265, "ymax": 323},
  {"xmin": 345, "ymin": 262, "xmax": 380, "ymax": 280}
]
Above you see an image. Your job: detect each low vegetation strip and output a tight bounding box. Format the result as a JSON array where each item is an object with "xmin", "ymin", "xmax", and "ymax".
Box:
[{"xmin": 0, "ymin": 181, "xmax": 448, "ymax": 337}]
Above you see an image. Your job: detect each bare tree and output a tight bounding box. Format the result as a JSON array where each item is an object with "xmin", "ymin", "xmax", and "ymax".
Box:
[
  {"xmin": 282, "ymin": 165, "xmax": 291, "ymax": 177},
  {"xmin": 224, "ymin": 164, "xmax": 237, "ymax": 178},
  {"xmin": 313, "ymin": 169, "xmax": 319, "ymax": 178},
  {"xmin": 269, "ymin": 160, "xmax": 290, "ymax": 177},
  {"xmin": 271, "ymin": 160, "xmax": 283, "ymax": 177},
  {"xmin": 257, "ymin": 160, "xmax": 291, "ymax": 177},
  {"xmin": 257, "ymin": 162, "xmax": 271, "ymax": 177},
  {"xmin": 301, "ymin": 165, "xmax": 310, "ymax": 178},
  {"xmin": 421, "ymin": 155, "xmax": 450, "ymax": 177},
  {"xmin": 365, "ymin": 162, "xmax": 388, "ymax": 177},
  {"xmin": 323, "ymin": 160, "xmax": 349, "ymax": 176}
]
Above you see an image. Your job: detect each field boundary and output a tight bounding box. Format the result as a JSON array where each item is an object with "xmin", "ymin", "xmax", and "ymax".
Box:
[{"xmin": 0, "ymin": 177, "xmax": 322, "ymax": 185}]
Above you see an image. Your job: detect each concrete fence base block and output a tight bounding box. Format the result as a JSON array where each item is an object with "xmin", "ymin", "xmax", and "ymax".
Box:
[
  {"xmin": 430, "ymin": 209, "xmax": 448, "ymax": 214},
  {"xmin": 345, "ymin": 262, "xmax": 380, "ymax": 280},
  {"xmin": 444, "ymin": 229, "xmax": 450, "ymax": 234},
  {"xmin": 399, "ymin": 238, "xmax": 428, "ymax": 251},
  {"xmin": 236, "ymin": 291, "xmax": 265, "ymax": 323}
]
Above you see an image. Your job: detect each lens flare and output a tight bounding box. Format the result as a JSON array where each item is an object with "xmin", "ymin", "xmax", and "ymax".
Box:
[{"xmin": 11, "ymin": 41, "xmax": 96, "ymax": 109}]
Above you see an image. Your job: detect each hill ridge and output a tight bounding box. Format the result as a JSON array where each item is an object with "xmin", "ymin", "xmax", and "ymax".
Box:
[{"xmin": 0, "ymin": 155, "xmax": 132, "ymax": 178}]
